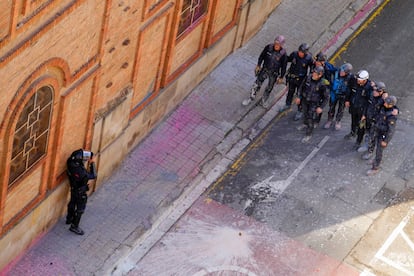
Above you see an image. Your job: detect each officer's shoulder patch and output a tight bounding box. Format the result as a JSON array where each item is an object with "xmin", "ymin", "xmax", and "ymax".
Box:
[{"xmin": 322, "ymin": 78, "xmax": 330, "ymax": 86}]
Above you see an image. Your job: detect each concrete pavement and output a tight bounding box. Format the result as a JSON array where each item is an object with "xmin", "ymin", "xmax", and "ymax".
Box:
[{"xmin": 2, "ymin": 0, "xmax": 383, "ymax": 275}]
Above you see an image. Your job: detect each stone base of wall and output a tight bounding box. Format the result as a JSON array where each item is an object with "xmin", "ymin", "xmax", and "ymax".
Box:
[{"xmin": 0, "ymin": 184, "xmax": 68, "ymax": 269}]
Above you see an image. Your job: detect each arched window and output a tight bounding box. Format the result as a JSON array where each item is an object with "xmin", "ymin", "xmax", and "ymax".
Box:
[
  {"xmin": 8, "ymin": 86, "xmax": 53, "ymax": 186},
  {"xmin": 177, "ymin": 0, "xmax": 209, "ymax": 37}
]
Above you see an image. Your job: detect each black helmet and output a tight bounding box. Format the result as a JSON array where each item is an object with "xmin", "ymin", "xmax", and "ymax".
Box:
[
  {"xmin": 313, "ymin": 65, "xmax": 324, "ymax": 75},
  {"xmin": 339, "ymin": 63, "xmax": 353, "ymax": 74},
  {"xmin": 274, "ymin": 35, "xmax": 286, "ymax": 46},
  {"xmin": 375, "ymin": 81, "xmax": 386, "ymax": 92},
  {"xmin": 315, "ymin": 52, "xmax": 327, "ymax": 62},
  {"xmin": 384, "ymin": 96, "xmax": 397, "ymax": 106},
  {"xmin": 298, "ymin": 43, "xmax": 310, "ymax": 53},
  {"xmin": 70, "ymin": 149, "xmax": 93, "ymax": 162}
]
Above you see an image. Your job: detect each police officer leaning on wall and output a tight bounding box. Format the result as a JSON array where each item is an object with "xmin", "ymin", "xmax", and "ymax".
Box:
[{"xmin": 66, "ymin": 149, "xmax": 97, "ymax": 235}]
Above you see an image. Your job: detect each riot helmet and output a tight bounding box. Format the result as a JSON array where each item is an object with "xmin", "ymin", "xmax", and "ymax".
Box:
[
  {"xmin": 357, "ymin": 70, "xmax": 369, "ymax": 81},
  {"xmin": 339, "ymin": 63, "xmax": 353, "ymax": 74},
  {"xmin": 274, "ymin": 35, "xmax": 285, "ymax": 46},
  {"xmin": 315, "ymin": 52, "xmax": 327, "ymax": 62},
  {"xmin": 70, "ymin": 149, "xmax": 93, "ymax": 162},
  {"xmin": 384, "ymin": 96, "xmax": 397, "ymax": 107},
  {"xmin": 375, "ymin": 81, "xmax": 386, "ymax": 92},
  {"xmin": 298, "ymin": 43, "xmax": 310, "ymax": 53},
  {"xmin": 313, "ymin": 65, "xmax": 325, "ymax": 75}
]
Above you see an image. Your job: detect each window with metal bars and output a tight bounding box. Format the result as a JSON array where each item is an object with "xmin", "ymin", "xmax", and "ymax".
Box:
[
  {"xmin": 9, "ymin": 86, "xmax": 53, "ymax": 186},
  {"xmin": 177, "ymin": 0, "xmax": 209, "ymax": 37}
]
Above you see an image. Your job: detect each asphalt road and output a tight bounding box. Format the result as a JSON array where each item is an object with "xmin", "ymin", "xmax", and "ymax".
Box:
[{"xmin": 132, "ymin": 1, "xmax": 414, "ymax": 274}]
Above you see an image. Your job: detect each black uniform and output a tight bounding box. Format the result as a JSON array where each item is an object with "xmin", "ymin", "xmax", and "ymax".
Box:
[
  {"xmin": 347, "ymin": 78, "xmax": 373, "ymax": 145},
  {"xmin": 66, "ymin": 149, "xmax": 97, "ymax": 234},
  {"xmin": 299, "ymin": 75, "xmax": 330, "ymax": 136},
  {"xmin": 365, "ymin": 95, "xmax": 385, "ymax": 154},
  {"xmin": 371, "ymin": 105, "xmax": 398, "ymax": 169},
  {"xmin": 314, "ymin": 62, "xmax": 337, "ymax": 124},
  {"xmin": 252, "ymin": 44, "xmax": 287, "ymax": 102},
  {"xmin": 286, "ymin": 51, "xmax": 313, "ymax": 107}
]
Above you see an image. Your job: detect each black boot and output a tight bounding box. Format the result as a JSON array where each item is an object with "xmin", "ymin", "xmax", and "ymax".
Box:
[
  {"xmin": 69, "ymin": 224, "xmax": 85, "ymax": 235},
  {"xmin": 69, "ymin": 213, "xmax": 84, "ymax": 235},
  {"xmin": 344, "ymin": 131, "xmax": 355, "ymax": 140}
]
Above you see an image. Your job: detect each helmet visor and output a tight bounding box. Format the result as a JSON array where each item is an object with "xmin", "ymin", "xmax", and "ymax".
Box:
[{"xmin": 82, "ymin": 151, "xmax": 92, "ymax": 161}]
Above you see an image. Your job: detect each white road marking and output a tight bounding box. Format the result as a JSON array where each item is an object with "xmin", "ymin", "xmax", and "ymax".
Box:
[
  {"xmin": 250, "ymin": 136, "xmax": 330, "ymax": 195},
  {"xmin": 362, "ymin": 207, "xmax": 414, "ymax": 276}
]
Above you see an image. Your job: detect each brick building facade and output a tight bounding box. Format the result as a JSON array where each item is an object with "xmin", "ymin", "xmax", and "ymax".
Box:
[{"xmin": 0, "ymin": 0, "xmax": 280, "ymax": 268}]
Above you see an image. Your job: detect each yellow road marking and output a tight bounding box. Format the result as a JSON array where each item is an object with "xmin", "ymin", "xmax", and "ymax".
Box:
[{"xmin": 330, "ymin": 0, "xmax": 392, "ymax": 63}]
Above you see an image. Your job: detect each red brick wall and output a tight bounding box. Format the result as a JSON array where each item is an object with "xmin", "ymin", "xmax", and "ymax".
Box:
[
  {"xmin": 0, "ymin": 0, "xmax": 105, "ymax": 233},
  {"xmin": 0, "ymin": 0, "xmax": 281, "ymax": 269}
]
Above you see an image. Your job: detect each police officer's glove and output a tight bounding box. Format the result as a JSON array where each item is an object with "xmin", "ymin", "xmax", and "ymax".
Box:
[
  {"xmin": 255, "ymin": 66, "xmax": 261, "ymax": 76},
  {"xmin": 78, "ymin": 186, "xmax": 89, "ymax": 193},
  {"xmin": 359, "ymin": 119, "xmax": 366, "ymax": 129}
]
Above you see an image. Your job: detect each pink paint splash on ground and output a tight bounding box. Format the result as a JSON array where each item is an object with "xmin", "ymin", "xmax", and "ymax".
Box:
[
  {"xmin": 131, "ymin": 101, "xmax": 224, "ymax": 180},
  {"xmin": 1, "ymin": 232, "xmax": 75, "ymax": 276}
]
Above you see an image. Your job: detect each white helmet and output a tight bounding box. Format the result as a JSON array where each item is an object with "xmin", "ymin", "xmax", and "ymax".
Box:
[{"xmin": 357, "ymin": 70, "xmax": 369, "ymax": 81}]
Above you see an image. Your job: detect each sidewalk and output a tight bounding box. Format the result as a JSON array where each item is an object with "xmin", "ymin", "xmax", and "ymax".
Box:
[{"xmin": 3, "ymin": 0, "xmax": 382, "ymax": 275}]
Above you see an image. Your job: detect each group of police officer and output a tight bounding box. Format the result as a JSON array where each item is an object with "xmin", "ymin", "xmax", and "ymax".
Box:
[
  {"xmin": 64, "ymin": 35, "xmax": 399, "ymax": 236},
  {"xmin": 243, "ymin": 35, "xmax": 399, "ymax": 176}
]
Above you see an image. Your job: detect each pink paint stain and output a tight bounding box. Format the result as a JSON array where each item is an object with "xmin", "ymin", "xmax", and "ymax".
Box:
[
  {"xmin": 134, "ymin": 102, "xmax": 211, "ymax": 179},
  {"xmin": 1, "ymin": 232, "xmax": 46, "ymax": 275},
  {"xmin": 1, "ymin": 232, "xmax": 74, "ymax": 276}
]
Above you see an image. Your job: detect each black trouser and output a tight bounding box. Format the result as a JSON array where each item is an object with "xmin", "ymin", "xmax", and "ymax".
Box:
[
  {"xmin": 316, "ymin": 113, "xmax": 322, "ymax": 124},
  {"xmin": 350, "ymin": 106, "xmax": 365, "ymax": 143},
  {"xmin": 67, "ymin": 188, "xmax": 88, "ymax": 227},
  {"xmin": 286, "ymin": 76, "xmax": 305, "ymax": 108},
  {"xmin": 302, "ymin": 99, "xmax": 318, "ymax": 136},
  {"xmin": 327, "ymin": 95, "xmax": 346, "ymax": 122},
  {"xmin": 366, "ymin": 120, "xmax": 376, "ymax": 153},
  {"xmin": 373, "ymin": 132, "xmax": 386, "ymax": 169},
  {"xmin": 253, "ymin": 69, "xmax": 278, "ymax": 101}
]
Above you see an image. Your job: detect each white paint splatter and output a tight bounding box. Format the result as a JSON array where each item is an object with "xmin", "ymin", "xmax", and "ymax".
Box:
[{"xmin": 130, "ymin": 217, "xmax": 259, "ymax": 275}]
